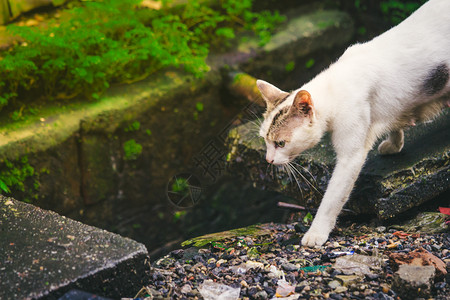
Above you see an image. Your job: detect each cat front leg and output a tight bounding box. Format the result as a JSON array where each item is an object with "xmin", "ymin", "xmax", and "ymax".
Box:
[
  {"xmin": 378, "ymin": 129, "xmax": 404, "ymax": 155},
  {"xmin": 301, "ymin": 149, "xmax": 369, "ymax": 247}
]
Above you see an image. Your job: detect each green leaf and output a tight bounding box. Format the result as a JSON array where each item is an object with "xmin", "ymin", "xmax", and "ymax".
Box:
[
  {"xmin": 285, "ymin": 61, "xmax": 295, "ymax": 72},
  {"xmin": 303, "ymin": 212, "xmax": 313, "ymax": 224},
  {"xmin": 215, "ymin": 27, "xmax": 235, "ymax": 39},
  {"xmin": 305, "ymin": 59, "xmax": 315, "ymax": 69},
  {"xmin": 196, "ymin": 102, "xmax": 204, "ymax": 112},
  {"xmin": 0, "ymin": 179, "xmax": 11, "ymax": 194}
]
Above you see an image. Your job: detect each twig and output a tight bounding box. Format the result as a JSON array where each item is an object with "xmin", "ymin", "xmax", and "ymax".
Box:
[{"xmin": 277, "ymin": 201, "xmax": 306, "ymax": 211}]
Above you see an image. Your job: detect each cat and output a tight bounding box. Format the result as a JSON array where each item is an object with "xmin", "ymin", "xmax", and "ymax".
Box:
[{"xmin": 257, "ymin": 0, "xmax": 450, "ymax": 247}]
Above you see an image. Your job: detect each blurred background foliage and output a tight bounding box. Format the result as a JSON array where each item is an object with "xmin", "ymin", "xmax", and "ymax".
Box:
[
  {"xmin": 0, "ymin": 0, "xmax": 284, "ymax": 118},
  {"xmin": 0, "ymin": 0, "xmax": 427, "ymax": 121}
]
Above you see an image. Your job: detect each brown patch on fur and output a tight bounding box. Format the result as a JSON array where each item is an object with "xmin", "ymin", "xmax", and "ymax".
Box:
[{"xmin": 291, "ymin": 90, "xmax": 313, "ymax": 115}]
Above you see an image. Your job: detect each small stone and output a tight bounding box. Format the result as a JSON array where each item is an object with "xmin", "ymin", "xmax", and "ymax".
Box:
[
  {"xmin": 334, "ymin": 286, "xmax": 347, "ymax": 293},
  {"xmin": 377, "ymin": 292, "xmax": 394, "ymax": 300},
  {"xmin": 328, "ymin": 280, "xmax": 341, "ymax": 289},
  {"xmin": 363, "ymin": 289, "xmax": 374, "ymax": 296},
  {"xmin": 333, "ymin": 254, "xmax": 384, "ymax": 276},
  {"xmin": 335, "ymin": 275, "xmax": 363, "ymax": 287},
  {"xmin": 376, "ymin": 226, "xmax": 386, "ymax": 233},
  {"xmin": 180, "ymin": 284, "xmax": 192, "ymax": 294},
  {"xmin": 281, "ymin": 262, "xmax": 298, "ymax": 272},
  {"xmin": 254, "ymin": 290, "xmax": 268, "ymax": 300},
  {"xmin": 248, "ymin": 286, "xmax": 259, "ymax": 297},
  {"xmin": 216, "ymin": 259, "xmax": 227, "ymax": 266},
  {"xmin": 392, "ymin": 265, "xmax": 435, "ymax": 299},
  {"xmin": 329, "ymin": 293, "xmax": 343, "ymax": 300},
  {"xmin": 365, "ymin": 273, "xmax": 379, "ymax": 280},
  {"xmin": 170, "ymin": 249, "xmax": 184, "ymax": 259},
  {"xmin": 389, "ymin": 247, "xmax": 447, "ymax": 279}
]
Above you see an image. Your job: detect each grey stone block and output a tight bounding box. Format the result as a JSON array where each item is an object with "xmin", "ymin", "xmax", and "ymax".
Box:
[{"xmin": 0, "ymin": 196, "xmax": 149, "ymax": 300}]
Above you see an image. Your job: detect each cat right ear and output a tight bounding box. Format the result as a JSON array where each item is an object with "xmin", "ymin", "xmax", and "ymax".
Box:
[{"xmin": 256, "ymin": 80, "xmax": 289, "ymax": 112}]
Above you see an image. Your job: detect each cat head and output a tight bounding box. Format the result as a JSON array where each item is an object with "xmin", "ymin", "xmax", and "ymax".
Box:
[{"xmin": 257, "ymin": 80, "xmax": 321, "ymax": 165}]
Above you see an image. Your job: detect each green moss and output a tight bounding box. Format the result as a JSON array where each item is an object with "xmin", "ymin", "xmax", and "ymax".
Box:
[
  {"xmin": 123, "ymin": 139, "xmax": 142, "ymax": 161},
  {"xmin": 124, "ymin": 121, "xmax": 140, "ymax": 132},
  {"xmin": 181, "ymin": 224, "xmax": 271, "ymax": 247},
  {"xmin": 285, "ymin": 61, "xmax": 295, "ymax": 72}
]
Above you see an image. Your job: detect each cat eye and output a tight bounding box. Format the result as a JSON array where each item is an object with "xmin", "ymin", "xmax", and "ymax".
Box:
[{"xmin": 274, "ymin": 140, "xmax": 285, "ymax": 148}]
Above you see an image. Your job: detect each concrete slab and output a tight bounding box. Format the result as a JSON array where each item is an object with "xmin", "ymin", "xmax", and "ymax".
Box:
[{"xmin": 0, "ymin": 196, "xmax": 149, "ymax": 299}]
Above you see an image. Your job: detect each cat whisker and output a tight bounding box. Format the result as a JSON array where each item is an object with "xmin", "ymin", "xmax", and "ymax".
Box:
[
  {"xmin": 290, "ymin": 161, "xmax": 320, "ymax": 188},
  {"xmin": 284, "ymin": 162, "xmax": 304, "ymax": 199},
  {"xmin": 288, "ymin": 162, "xmax": 323, "ymax": 196}
]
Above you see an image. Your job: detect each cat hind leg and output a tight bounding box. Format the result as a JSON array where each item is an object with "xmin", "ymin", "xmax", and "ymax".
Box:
[{"xmin": 378, "ymin": 129, "xmax": 404, "ymax": 155}]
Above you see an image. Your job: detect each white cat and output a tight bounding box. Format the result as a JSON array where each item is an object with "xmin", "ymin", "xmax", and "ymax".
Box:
[{"xmin": 257, "ymin": 0, "xmax": 450, "ymax": 247}]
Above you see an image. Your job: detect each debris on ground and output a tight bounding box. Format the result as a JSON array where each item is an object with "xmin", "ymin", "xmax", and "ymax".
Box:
[{"xmin": 138, "ymin": 222, "xmax": 449, "ymax": 299}]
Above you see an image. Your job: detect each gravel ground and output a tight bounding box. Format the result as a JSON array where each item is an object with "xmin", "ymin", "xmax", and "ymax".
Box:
[{"xmin": 134, "ymin": 218, "xmax": 449, "ymax": 300}]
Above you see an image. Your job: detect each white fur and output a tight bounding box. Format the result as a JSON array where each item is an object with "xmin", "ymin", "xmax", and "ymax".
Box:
[{"xmin": 258, "ymin": 0, "xmax": 450, "ymax": 247}]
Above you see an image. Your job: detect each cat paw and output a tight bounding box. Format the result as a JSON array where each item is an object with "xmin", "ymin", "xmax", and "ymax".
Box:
[
  {"xmin": 301, "ymin": 230, "xmax": 328, "ymax": 247},
  {"xmin": 378, "ymin": 140, "xmax": 402, "ymax": 155}
]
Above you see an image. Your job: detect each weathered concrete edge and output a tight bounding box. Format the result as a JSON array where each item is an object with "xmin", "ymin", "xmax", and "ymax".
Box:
[
  {"xmin": 0, "ymin": 71, "xmax": 218, "ymax": 160},
  {"xmin": 40, "ymin": 251, "xmax": 150, "ymax": 299},
  {"xmin": 0, "ymin": 196, "xmax": 150, "ymax": 299}
]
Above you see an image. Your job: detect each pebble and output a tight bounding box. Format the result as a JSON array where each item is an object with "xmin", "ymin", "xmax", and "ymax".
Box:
[{"xmin": 139, "ymin": 222, "xmax": 449, "ymax": 299}]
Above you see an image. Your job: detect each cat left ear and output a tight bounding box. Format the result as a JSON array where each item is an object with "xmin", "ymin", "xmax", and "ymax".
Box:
[
  {"xmin": 256, "ymin": 80, "xmax": 289, "ymax": 112},
  {"xmin": 291, "ymin": 90, "xmax": 313, "ymax": 116}
]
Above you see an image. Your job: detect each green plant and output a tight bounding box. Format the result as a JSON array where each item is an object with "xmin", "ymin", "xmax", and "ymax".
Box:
[
  {"xmin": 380, "ymin": 0, "xmax": 426, "ymax": 24},
  {"xmin": 124, "ymin": 121, "xmax": 141, "ymax": 132},
  {"xmin": 285, "ymin": 61, "xmax": 295, "ymax": 72},
  {"xmin": 195, "ymin": 102, "xmax": 204, "ymax": 112},
  {"xmin": 0, "ymin": 0, "xmax": 284, "ymax": 117},
  {"xmin": 123, "ymin": 139, "xmax": 142, "ymax": 160},
  {"xmin": 305, "ymin": 58, "xmax": 315, "ymax": 69},
  {"xmin": 0, "ymin": 156, "xmax": 35, "ymax": 195}
]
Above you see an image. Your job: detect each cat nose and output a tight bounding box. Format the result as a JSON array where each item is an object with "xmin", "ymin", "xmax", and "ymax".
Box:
[{"xmin": 266, "ymin": 158, "xmax": 274, "ymax": 164}]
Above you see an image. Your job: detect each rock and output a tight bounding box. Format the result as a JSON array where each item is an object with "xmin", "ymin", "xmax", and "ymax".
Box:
[
  {"xmin": 254, "ymin": 290, "xmax": 269, "ymax": 300},
  {"xmin": 281, "ymin": 262, "xmax": 299, "ymax": 272},
  {"xmin": 275, "ymin": 279, "xmax": 296, "ymax": 297},
  {"xmin": 198, "ymin": 280, "xmax": 241, "ymax": 300},
  {"xmin": 226, "ymin": 110, "xmax": 450, "ymax": 219},
  {"xmin": 392, "ymin": 265, "xmax": 435, "ymax": 299},
  {"xmin": 391, "ymin": 212, "xmax": 449, "ymax": 233},
  {"xmin": 388, "ymin": 247, "xmax": 447, "ymax": 279},
  {"xmin": 334, "ymin": 286, "xmax": 348, "ymax": 293},
  {"xmin": 181, "ymin": 284, "xmax": 193, "ymax": 294},
  {"xmin": 328, "ymin": 280, "xmax": 342, "ymax": 289},
  {"xmin": 181, "ymin": 225, "xmax": 271, "ymax": 248},
  {"xmin": 332, "ymin": 254, "xmax": 384, "ymax": 276},
  {"xmin": 335, "ymin": 275, "xmax": 364, "ymax": 287},
  {"xmin": 213, "ymin": 8, "xmax": 355, "ymax": 86},
  {"xmin": 0, "ymin": 196, "xmax": 149, "ymax": 300}
]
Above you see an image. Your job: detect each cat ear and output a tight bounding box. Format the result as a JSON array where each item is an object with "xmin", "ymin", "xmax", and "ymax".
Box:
[
  {"xmin": 256, "ymin": 80, "xmax": 289, "ymax": 111},
  {"xmin": 291, "ymin": 90, "xmax": 313, "ymax": 116}
]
